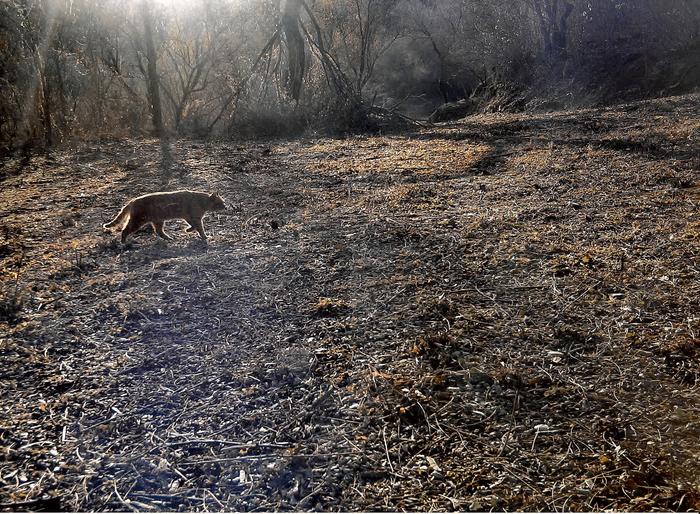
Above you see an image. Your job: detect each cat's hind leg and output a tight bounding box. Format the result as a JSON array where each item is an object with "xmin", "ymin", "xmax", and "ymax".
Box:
[{"xmin": 186, "ymin": 217, "xmax": 208, "ymax": 241}]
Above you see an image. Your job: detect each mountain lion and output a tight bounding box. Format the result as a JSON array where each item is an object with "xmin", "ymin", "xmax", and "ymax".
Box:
[{"xmin": 103, "ymin": 190, "xmax": 226, "ymax": 243}]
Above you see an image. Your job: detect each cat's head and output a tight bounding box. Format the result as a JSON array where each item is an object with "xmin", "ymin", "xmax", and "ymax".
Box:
[{"xmin": 208, "ymin": 192, "xmax": 227, "ymax": 211}]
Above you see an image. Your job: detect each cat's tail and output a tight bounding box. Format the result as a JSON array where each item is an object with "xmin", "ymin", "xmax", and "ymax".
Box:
[{"xmin": 103, "ymin": 204, "xmax": 131, "ymax": 231}]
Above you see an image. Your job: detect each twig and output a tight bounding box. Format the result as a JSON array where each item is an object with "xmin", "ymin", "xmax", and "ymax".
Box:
[
  {"xmin": 381, "ymin": 427, "xmax": 394, "ymax": 474},
  {"xmin": 165, "ymin": 439, "xmax": 292, "ymax": 449},
  {"xmin": 113, "ymin": 482, "xmax": 137, "ymax": 512}
]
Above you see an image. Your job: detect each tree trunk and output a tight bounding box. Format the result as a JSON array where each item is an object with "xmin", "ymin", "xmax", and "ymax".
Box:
[
  {"xmin": 41, "ymin": 71, "xmax": 52, "ymax": 147},
  {"xmin": 550, "ymin": 1, "xmax": 573, "ymax": 61},
  {"xmin": 52, "ymin": 51, "xmax": 67, "ymax": 137},
  {"xmin": 35, "ymin": 53, "xmax": 53, "ymax": 147},
  {"xmin": 142, "ymin": 0, "xmax": 164, "ymax": 137},
  {"xmin": 532, "ymin": 0, "xmax": 573, "ymax": 63},
  {"xmin": 281, "ymin": 0, "xmax": 306, "ymax": 101}
]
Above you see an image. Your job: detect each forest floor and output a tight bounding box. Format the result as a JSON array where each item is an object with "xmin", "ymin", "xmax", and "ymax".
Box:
[{"xmin": 1, "ymin": 94, "xmax": 699, "ymax": 512}]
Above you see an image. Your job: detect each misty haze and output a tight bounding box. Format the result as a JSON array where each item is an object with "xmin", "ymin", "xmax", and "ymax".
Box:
[{"xmin": 1, "ymin": 0, "xmax": 699, "ymax": 511}]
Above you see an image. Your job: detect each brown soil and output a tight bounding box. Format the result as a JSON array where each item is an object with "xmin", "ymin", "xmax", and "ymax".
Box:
[{"xmin": 1, "ymin": 94, "xmax": 699, "ymax": 512}]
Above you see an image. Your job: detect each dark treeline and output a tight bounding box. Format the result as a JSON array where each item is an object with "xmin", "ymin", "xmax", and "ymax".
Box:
[{"xmin": 1, "ymin": 0, "xmax": 699, "ymax": 150}]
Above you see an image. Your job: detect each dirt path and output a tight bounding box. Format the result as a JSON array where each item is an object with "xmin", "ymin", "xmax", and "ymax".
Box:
[{"xmin": 1, "ymin": 94, "xmax": 699, "ymax": 511}]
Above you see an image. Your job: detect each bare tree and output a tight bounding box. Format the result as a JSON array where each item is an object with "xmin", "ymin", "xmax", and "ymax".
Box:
[
  {"xmin": 406, "ymin": 0, "xmax": 468, "ymax": 102},
  {"xmin": 530, "ymin": 0, "xmax": 574, "ymax": 63},
  {"xmin": 319, "ymin": 0, "xmax": 401, "ymax": 95},
  {"xmin": 281, "ymin": 0, "xmax": 306, "ymax": 101},
  {"xmin": 141, "ymin": 0, "xmax": 164, "ymax": 137}
]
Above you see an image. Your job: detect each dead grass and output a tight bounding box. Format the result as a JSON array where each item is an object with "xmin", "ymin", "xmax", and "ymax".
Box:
[{"xmin": 1, "ymin": 94, "xmax": 699, "ymax": 511}]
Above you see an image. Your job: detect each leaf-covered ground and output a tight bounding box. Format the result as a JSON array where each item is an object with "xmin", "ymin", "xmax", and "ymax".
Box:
[{"xmin": 1, "ymin": 94, "xmax": 699, "ymax": 511}]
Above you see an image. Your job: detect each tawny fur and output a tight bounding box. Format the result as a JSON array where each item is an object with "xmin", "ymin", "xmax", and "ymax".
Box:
[{"xmin": 103, "ymin": 190, "xmax": 226, "ymax": 243}]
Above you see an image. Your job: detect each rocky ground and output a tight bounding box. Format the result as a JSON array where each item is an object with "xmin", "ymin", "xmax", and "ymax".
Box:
[{"xmin": 1, "ymin": 94, "xmax": 699, "ymax": 511}]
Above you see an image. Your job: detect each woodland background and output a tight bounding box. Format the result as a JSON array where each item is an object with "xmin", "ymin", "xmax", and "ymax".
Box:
[{"xmin": 1, "ymin": 0, "xmax": 700, "ymax": 152}]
